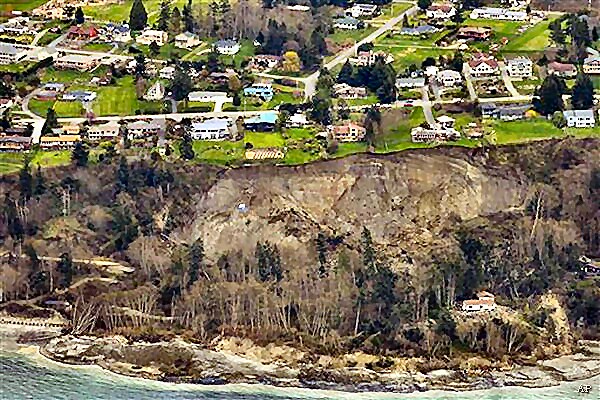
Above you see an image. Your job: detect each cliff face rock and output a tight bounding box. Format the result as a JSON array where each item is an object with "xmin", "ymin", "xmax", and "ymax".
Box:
[{"xmin": 182, "ymin": 149, "xmax": 529, "ymax": 259}]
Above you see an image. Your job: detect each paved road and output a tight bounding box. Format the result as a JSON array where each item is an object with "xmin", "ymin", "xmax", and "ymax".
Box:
[
  {"xmin": 21, "ymin": 89, "xmax": 44, "ymax": 120},
  {"xmin": 462, "ymin": 63, "xmax": 478, "ymax": 101},
  {"xmin": 498, "ymin": 61, "xmax": 521, "ymax": 97},
  {"xmin": 31, "ymin": 29, "xmax": 48, "ymax": 46}
]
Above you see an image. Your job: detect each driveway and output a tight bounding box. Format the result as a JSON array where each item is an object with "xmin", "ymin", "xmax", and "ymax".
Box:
[{"xmin": 498, "ymin": 61, "xmax": 521, "ymax": 98}]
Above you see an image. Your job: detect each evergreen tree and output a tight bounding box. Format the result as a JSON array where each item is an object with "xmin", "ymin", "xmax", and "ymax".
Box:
[
  {"xmin": 361, "ymin": 227, "xmax": 376, "ymax": 272},
  {"xmin": 116, "ymin": 156, "xmax": 130, "ymax": 193},
  {"xmin": 536, "ymin": 75, "xmax": 565, "ymax": 115},
  {"xmin": 33, "ymin": 166, "xmax": 45, "ymax": 197},
  {"xmin": 129, "ymin": 0, "xmax": 148, "ymax": 31},
  {"xmin": 179, "ymin": 131, "xmax": 195, "ymax": 160},
  {"xmin": 170, "ymin": 66, "xmax": 192, "ymax": 101},
  {"xmin": 182, "ymin": 0, "xmax": 195, "ymax": 32},
  {"xmin": 157, "ymin": 0, "xmax": 171, "ymax": 31},
  {"xmin": 417, "ymin": 0, "xmax": 432, "ymax": 10},
  {"xmin": 549, "ymin": 20, "xmax": 565, "ymax": 45},
  {"xmin": 71, "ymin": 141, "xmax": 89, "ymax": 167},
  {"xmin": 188, "ymin": 237, "xmax": 204, "ymax": 287},
  {"xmin": 593, "ymin": 26, "xmax": 599, "ymax": 43},
  {"xmin": 3, "ymin": 193, "xmax": 24, "ymax": 242},
  {"xmin": 170, "ymin": 6, "xmax": 182, "ymax": 34},
  {"xmin": 338, "ymin": 98, "xmax": 350, "ymax": 120},
  {"xmin": 337, "ymin": 60, "xmax": 355, "ymax": 85},
  {"xmin": 315, "ymin": 232, "xmax": 328, "ymax": 277},
  {"xmin": 134, "ymin": 54, "xmax": 146, "ymax": 77},
  {"xmin": 376, "ymin": 79, "xmax": 396, "ymax": 104},
  {"xmin": 41, "ymin": 108, "xmax": 58, "ymax": 135},
  {"xmin": 74, "ymin": 7, "xmax": 85, "ymax": 24},
  {"xmin": 149, "ymin": 40, "xmax": 161, "ymax": 55},
  {"xmin": 571, "ymin": 71, "xmax": 595, "ymax": 110},
  {"xmin": 57, "ymin": 252, "xmax": 74, "ymax": 288},
  {"xmin": 19, "ymin": 159, "xmax": 33, "ymax": 201},
  {"xmin": 569, "ymin": 17, "xmax": 590, "ymax": 47}
]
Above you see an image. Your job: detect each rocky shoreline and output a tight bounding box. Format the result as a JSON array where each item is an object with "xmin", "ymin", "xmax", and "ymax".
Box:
[{"xmin": 27, "ymin": 334, "xmax": 600, "ymax": 394}]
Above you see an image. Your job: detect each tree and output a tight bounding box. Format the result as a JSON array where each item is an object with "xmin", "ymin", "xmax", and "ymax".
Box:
[
  {"xmin": 33, "ymin": 166, "xmax": 45, "ymax": 197},
  {"xmin": 134, "ymin": 54, "xmax": 146, "ymax": 77},
  {"xmin": 41, "ymin": 108, "xmax": 58, "ymax": 135},
  {"xmin": 149, "ymin": 41, "xmax": 161, "ymax": 55},
  {"xmin": 536, "ymin": 75, "xmax": 565, "ymax": 115},
  {"xmin": 549, "ymin": 20, "xmax": 565, "ymax": 45},
  {"xmin": 3, "ymin": 193, "xmax": 24, "ymax": 242},
  {"xmin": 74, "ymin": 7, "xmax": 85, "ymax": 24},
  {"xmin": 227, "ymin": 75, "xmax": 242, "ymax": 93},
  {"xmin": 57, "ymin": 252, "xmax": 74, "ymax": 288},
  {"xmin": 309, "ymin": 96, "xmax": 332, "ymax": 125},
  {"xmin": 593, "ymin": 27, "xmax": 599, "ymax": 43},
  {"xmin": 179, "ymin": 131, "xmax": 195, "ymax": 160},
  {"xmin": 71, "ymin": 141, "xmax": 89, "ymax": 167},
  {"xmin": 315, "ymin": 232, "xmax": 328, "ymax": 277},
  {"xmin": 449, "ymin": 52, "xmax": 464, "ymax": 72},
  {"xmin": 129, "ymin": 0, "xmax": 148, "ymax": 31},
  {"xmin": 170, "ymin": 7, "xmax": 182, "ymax": 35},
  {"xmin": 276, "ymin": 110, "xmax": 290, "ymax": 131},
  {"xmin": 417, "ymin": 0, "xmax": 432, "ymax": 10},
  {"xmin": 116, "ymin": 156, "xmax": 130, "ymax": 193},
  {"xmin": 19, "ymin": 159, "xmax": 33, "ymax": 201},
  {"xmin": 338, "ymin": 98, "xmax": 350, "ymax": 120},
  {"xmin": 170, "ymin": 66, "xmax": 192, "ymax": 101},
  {"xmin": 571, "ymin": 71, "xmax": 594, "ymax": 110},
  {"xmin": 182, "ymin": 0, "xmax": 195, "ymax": 33},
  {"xmin": 337, "ymin": 60, "xmax": 355, "ymax": 85},
  {"xmin": 282, "ymin": 51, "xmax": 301, "ymax": 73},
  {"xmin": 188, "ymin": 237, "xmax": 204, "ymax": 287},
  {"xmin": 551, "ymin": 111, "xmax": 566, "ymax": 129},
  {"xmin": 157, "ymin": 0, "xmax": 171, "ymax": 31}
]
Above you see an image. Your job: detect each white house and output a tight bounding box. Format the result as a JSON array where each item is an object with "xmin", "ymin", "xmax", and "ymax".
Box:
[
  {"xmin": 136, "ymin": 29, "xmax": 168, "ymax": 46},
  {"xmin": 468, "ymin": 58, "xmax": 499, "ymax": 76},
  {"xmin": 127, "ymin": 120, "xmax": 163, "ymax": 138},
  {"xmin": 0, "ymin": 43, "xmax": 27, "ymax": 65},
  {"xmin": 583, "ymin": 56, "xmax": 600, "ymax": 74},
  {"xmin": 350, "ymin": 50, "xmax": 393, "ymax": 67},
  {"xmin": 55, "ymin": 54, "xmax": 99, "ymax": 71},
  {"xmin": 462, "ymin": 291, "xmax": 497, "ymax": 312},
  {"xmin": 333, "ymin": 83, "xmax": 367, "ymax": 99},
  {"xmin": 189, "ymin": 118, "xmax": 231, "ymax": 140},
  {"xmin": 214, "ymin": 39, "xmax": 240, "ymax": 55},
  {"xmin": 159, "ymin": 66, "xmax": 175, "ymax": 80},
  {"xmin": 469, "ymin": 7, "xmax": 527, "ymax": 21},
  {"xmin": 174, "ymin": 32, "xmax": 201, "ymax": 49},
  {"xmin": 286, "ymin": 113, "xmax": 311, "ymax": 128},
  {"xmin": 563, "ymin": 110, "xmax": 596, "ymax": 128},
  {"xmin": 436, "ymin": 69, "xmax": 462, "ymax": 87},
  {"xmin": 346, "ymin": 3, "xmax": 378, "ymax": 18},
  {"xmin": 426, "ymin": 4, "xmax": 456, "ymax": 20},
  {"xmin": 437, "ymin": 115, "xmax": 455, "ymax": 130},
  {"xmin": 62, "ymin": 90, "xmax": 97, "ymax": 102},
  {"xmin": 144, "ymin": 81, "xmax": 165, "ymax": 101},
  {"xmin": 87, "ymin": 121, "xmax": 120, "ymax": 141},
  {"xmin": 188, "ymin": 91, "xmax": 228, "ymax": 102},
  {"xmin": 334, "ymin": 16, "xmax": 362, "ymax": 30},
  {"xmin": 505, "ymin": 56, "xmax": 533, "ymax": 78},
  {"xmin": 396, "ymin": 77, "xmax": 426, "ymax": 89}
]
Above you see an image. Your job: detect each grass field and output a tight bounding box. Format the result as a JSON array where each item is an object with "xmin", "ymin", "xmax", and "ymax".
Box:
[
  {"xmin": 377, "ymin": 45, "xmax": 452, "ymax": 71},
  {"xmin": 502, "ymin": 18, "xmax": 556, "ymax": 53},
  {"xmin": 371, "ymin": 2, "xmax": 412, "ymax": 22},
  {"xmin": 488, "ymin": 119, "xmax": 563, "ymax": 144},
  {"xmin": 464, "ymin": 18, "xmax": 524, "ymax": 41},
  {"xmin": 83, "ymin": 0, "xmax": 189, "ymax": 24},
  {"xmin": 328, "ymin": 26, "xmax": 378, "ymax": 46},
  {"xmin": 0, "ymin": 151, "xmax": 71, "ymax": 176},
  {"xmin": 92, "ymin": 76, "xmax": 163, "ymax": 116},
  {"xmin": 1, "ymin": 0, "xmax": 48, "ymax": 12}
]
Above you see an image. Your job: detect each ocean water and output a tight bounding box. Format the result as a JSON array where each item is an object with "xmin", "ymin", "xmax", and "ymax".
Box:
[{"xmin": 0, "ymin": 349, "xmax": 598, "ymax": 400}]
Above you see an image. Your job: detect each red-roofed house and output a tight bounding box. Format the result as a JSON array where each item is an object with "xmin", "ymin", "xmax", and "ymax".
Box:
[
  {"xmin": 468, "ymin": 57, "xmax": 499, "ymax": 76},
  {"xmin": 462, "ymin": 291, "xmax": 497, "ymax": 312},
  {"xmin": 68, "ymin": 25, "xmax": 99, "ymax": 40},
  {"xmin": 426, "ymin": 4, "xmax": 456, "ymax": 20},
  {"xmin": 547, "ymin": 62, "xmax": 577, "ymax": 78},
  {"xmin": 328, "ymin": 122, "xmax": 366, "ymax": 142}
]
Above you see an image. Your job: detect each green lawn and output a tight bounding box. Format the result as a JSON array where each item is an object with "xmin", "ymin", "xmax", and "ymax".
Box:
[
  {"xmin": 373, "ymin": 107, "xmax": 428, "ymax": 151},
  {"xmin": 376, "ymin": 29, "xmax": 451, "ymax": 48},
  {"xmin": 82, "ymin": 43, "xmax": 115, "ymax": 52},
  {"xmin": 54, "ymin": 101, "xmax": 85, "ymax": 118},
  {"xmin": 1, "ymin": 0, "xmax": 48, "ymax": 12},
  {"xmin": 502, "ymin": 18, "xmax": 556, "ymax": 53},
  {"xmin": 332, "ymin": 142, "xmax": 368, "ymax": 158},
  {"xmin": 464, "ymin": 18, "xmax": 524, "ymax": 41},
  {"xmin": 191, "ymin": 140, "xmax": 245, "ymax": 165},
  {"xmin": 136, "ymin": 42, "xmax": 190, "ymax": 61},
  {"xmin": 488, "ymin": 119, "xmax": 564, "ymax": 145},
  {"xmin": 0, "ymin": 150, "xmax": 72, "ymax": 176},
  {"xmin": 83, "ymin": 0, "xmax": 189, "ymax": 23},
  {"xmin": 244, "ymin": 131, "xmax": 285, "ymax": 148},
  {"xmin": 371, "ymin": 2, "xmax": 412, "ymax": 22},
  {"xmin": 376, "ymin": 45, "xmax": 453, "ymax": 71},
  {"xmin": 183, "ymin": 102, "xmax": 214, "ymax": 112},
  {"xmin": 92, "ymin": 76, "xmax": 163, "ymax": 116},
  {"xmin": 328, "ymin": 26, "xmax": 378, "ymax": 46}
]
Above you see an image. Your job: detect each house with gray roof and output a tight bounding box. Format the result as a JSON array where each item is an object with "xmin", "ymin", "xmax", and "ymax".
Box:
[{"xmin": 563, "ymin": 110, "xmax": 596, "ymax": 128}]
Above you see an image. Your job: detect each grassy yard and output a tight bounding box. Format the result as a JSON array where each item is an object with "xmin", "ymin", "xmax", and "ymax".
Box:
[
  {"xmin": 371, "ymin": 2, "xmax": 412, "ymax": 22},
  {"xmin": 82, "ymin": 42, "xmax": 115, "ymax": 52},
  {"xmin": 83, "ymin": 0, "xmax": 190, "ymax": 23},
  {"xmin": 512, "ymin": 78, "xmax": 540, "ymax": 96},
  {"xmin": 92, "ymin": 76, "xmax": 163, "ymax": 116},
  {"xmin": 328, "ymin": 26, "xmax": 378, "ymax": 46},
  {"xmin": 502, "ymin": 18, "xmax": 556, "ymax": 53},
  {"xmin": 191, "ymin": 140, "xmax": 245, "ymax": 165},
  {"xmin": 487, "ymin": 119, "xmax": 564, "ymax": 145},
  {"xmin": 244, "ymin": 131, "xmax": 285, "ymax": 148},
  {"xmin": 377, "ymin": 45, "xmax": 453, "ymax": 71},
  {"xmin": 1, "ymin": 0, "xmax": 48, "ymax": 12},
  {"xmin": 0, "ymin": 150, "xmax": 72, "ymax": 176},
  {"xmin": 376, "ymin": 29, "xmax": 451, "ymax": 48},
  {"xmin": 373, "ymin": 106, "xmax": 427, "ymax": 151},
  {"xmin": 464, "ymin": 18, "xmax": 525, "ymax": 42}
]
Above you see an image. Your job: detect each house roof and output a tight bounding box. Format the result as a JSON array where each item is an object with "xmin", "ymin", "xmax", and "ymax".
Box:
[
  {"xmin": 548, "ymin": 61, "xmax": 576, "ymax": 72},
  {"xmin": 335, "ymin": 16, "xmax": 361, "ymax": 25},
  {"xmin": 563, "ymin": 109, "xmax": 595, "ymax": 119},
  {"xmin": 477, "ymin": 291, "xmax": 495, "ymax": 298},
  {"xmin": 330, "ymin": 122, "xmax": 365, "ymax": 134},
  {"xmin": 469, "ymin": 58, "xmax": 498, "ymax": 69},
  {"xmin": 215, "ymin": 39, "xmax": 239, "ymax": 48},
  {"xmin": 428, "ymin": 4, "xmax": 453, "ymax": 12},
  {"xmin": 244, "ymin": 112, "xmax": 278, "ymax": 125},
  {"xmin": 191, "ymin": 118, "xmax": 229, "ymax": 130},
  {"xmin": 0, "ymin": 43, "xmax": 22, "ymax": 55},
  {"xmin": 437, "ymin": 115, "xmax": 455, "ymax": 123},
  {"xmin": 584, "ymin": 55, "xmax": 600, "ymax": 64}
]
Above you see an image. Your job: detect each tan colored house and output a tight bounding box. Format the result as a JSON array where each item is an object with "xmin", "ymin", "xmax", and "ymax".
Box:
[
  {"xmin": 462, "ymin": 291, "xmax": 496, "ymax": 312},
  {"xmin": 329, "ymin": 122, "xmax": 366, "ymax": 142}
]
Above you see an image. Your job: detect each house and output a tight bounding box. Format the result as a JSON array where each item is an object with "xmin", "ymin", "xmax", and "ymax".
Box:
[
  {"xmin": 579, "ymin": 256, "xmax": 600, "ymax": 277},
  {"xmin": 350, "ymin": 50, "xmax": 393, "ymax": 67},
  {"xmin": 188, "ymin": 91, "xmax": 228, "ymax": 102},
  {"xmin": 245, "ymin": 148, "xmax": 285, "ymax": 160},
  {"xmin": 400, "ymin": 25, "xmax": 439, "ymax": 36},
  {"xmin": 426, "ymin": 4, "xmax": 456, "ymax": 20},
  {"xmin": 136, "ymin": 29, "xmax": 168, "ymax": 46},
  {"xmin": 437, "ymin": 115, "xmax": 455, "ymax": 129},
  {"xmin": 547, "ymin": 62, "xmax": 577, "ymax": 78},
  {"xmin": 39, "ymin": 134, "xmax": 80, "ymax": 149},
  {"xmin": 286, "ymin": 5, "xmax": 311, "ymax": 12},
  {"xmin": 396, "ymin": 77, "xmax": 426, "ymax": 89},
  {"xmin": 67, "ymin": 25, "xmax": 99, "ymax": 40},
  {"xmin": 189, "ymin": 118, "xmax": 231, "ymax": 140},
  {"xmin": 346, "ymin": 3, "xmax": 378, "ymax": 18},
  {"xmin": 0, "ymin": 136, "xmax": 32, "ymax": 152},
  {"xmin": 244, "ymin": 83, "xmax": 274, "ymax": 101},
  {"xmin": 87, "ymin": 121, "xmax": 120, "ymax": 141},
  {"xmin": 159, "ymin": 66, "xmax": 176, "ymax": 80},
  {"xmin": 469, "ymin": 7, "xmax": 527, "ymax": 21},
  {"xmin": 328, "ymin": 122, "xmax": 366, "ymax": 142},
  {"xmin": 563, "ymin": 110, "xmax": 596, "ymax": 128},
  {"xmin": 0, "ymin": 16, "xmax": 36, "ymax": 36},
  {"xmin": 55, "ymin": 54, "xmax": 99, "ymax": 71},
  {"xmin": 286, "ymin": 113, "xmax": 310, "ymax": 128},
  {"xmin": 457, "ymin": 26, "xmax": 492, "ymax": 41},
  {"xmin": 174, "ymin": 32, "xmax": 201, "ymax": 49},
  {"xmin": 333, "ymin": 83, "xmax": 367, "ymax": 99},
  {"xmin": 127, "ymin": 120, "xmax": 163, "ymax": 138},
  {"xmin": 410, "ymin": 127, "xmax": 438, "ymax": 142},
  {"xmin": 468, "ymin": 57, "xmax": 499, "ymax": 76},
  {"xmin": 436, "ymin": 69, "xmax": 462, "ymax": 87},
  {"xmin": 505, "ymin": 56, "xmax": 533, "ymax": 78},
  {"xmin": 244, "ymin": 112, "xmax": 278, "ymax": 132},
  {"xmin": 214, "ymin": 39, "xmax": 240, "ymax": 55},
  {"xmin": 480, "ymin": 103, "xmax": 530, "ymax": 120},
  {"xmin": 144, "ymin": 81, "xmax": 165, "ymax": 101},
  {"xmin": 583, "ymin": 56, "xmax": 600, "ymax": 74},
  {"xmin": 43, "ymin": 82, "xmax": 66, "ymax": 92},
  {"xmin": 62, "ymin": 90, "xmax": 97, "ymax": 102},
  {"xmin": 104, "ymin": 23, "xmax": 131, "ymax": 43},
  {"xmin": 462, "ymin": 291, "xmax": 497, "ymax": 312},
  {"xmin": 0, "ymin": 43, "xmax": 27, "ymax": 65},
  {"xmin": 248, "ymin": 55, "xmax": 281, "ymax": 71},
  {"xmin": 0, "ymin": 98, "xmax": 14, "ymax": 110},
  {"xmin": 334, "ymin": 16, "xmax": 362, "ymax": 30}
]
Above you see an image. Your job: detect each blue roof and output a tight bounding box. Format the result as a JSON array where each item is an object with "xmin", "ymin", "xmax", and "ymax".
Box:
[
  {"xmin": 192, "ymin": 118, "xmax": 229, "ymax": 130},
  {"xmin": 43, "ymin": 82, "xmax": 64, "ymax": 89},
  {"xmin": 245, "ymin": 112, "xmax": 277, "ymax": 124}
]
